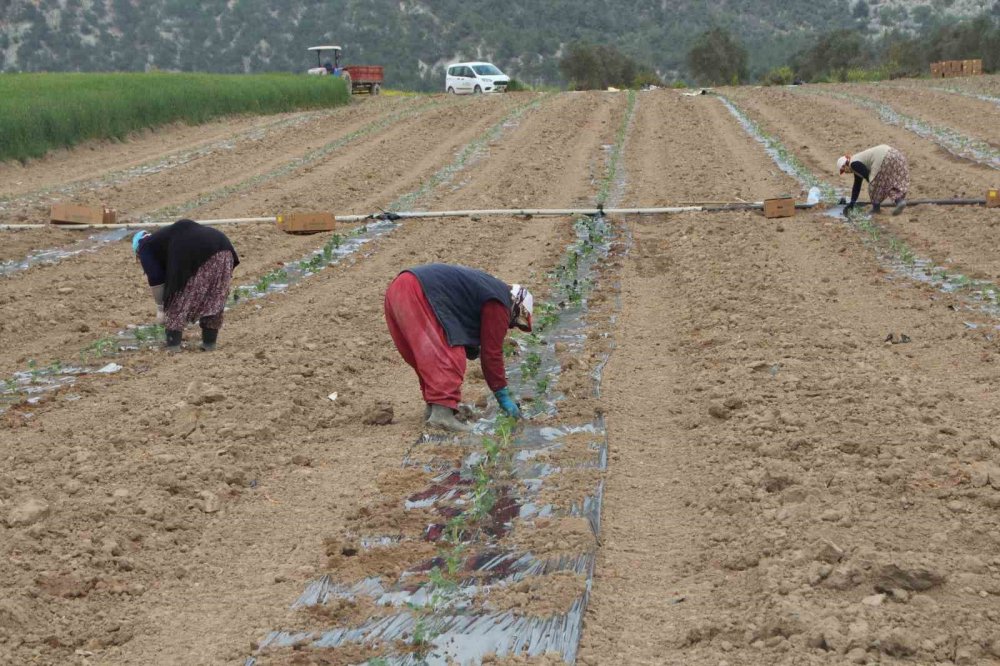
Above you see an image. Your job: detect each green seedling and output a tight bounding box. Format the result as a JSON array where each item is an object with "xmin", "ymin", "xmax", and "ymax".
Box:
[
  {"xmin": 521, "ymin": 351, "xmax": 542, "ymax": 379},
  {"xmin": 48, "ymin": 359, "xmax": 63, "ymax": 374},
  {"xmin": 536, "ymin": 375, "xmax": 551, "ymax": 395},
  {"xmin": 444, "ymin": 543, "xmax": 466, "ymax": 578},
  {"xmin": 81, "ymin": 336, "xmax": 118, "ymax": 361},
  {"xmin": 27, "ymin": 359, "xmax": 40, "ymax": 383},
  {"xmin": 502, "ymin": 339, "xmax": 519, "ymax": 359},
  {"xmin": 534, "ymin": 305, "xmax": 559, "ymax": 333},
  {"xmin": 428, "ymin": 566, "xmax": 458, "ymax": 592},
  {"xmin": 952, "ymin": 274, "xmax": 973, "ymax": 290}
]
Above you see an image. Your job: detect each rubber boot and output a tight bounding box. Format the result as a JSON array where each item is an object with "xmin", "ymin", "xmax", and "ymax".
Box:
[
  {"xmin": 165, "ymin": 329, "xmax": 182, "ymax": 353},
  {"xmin": 200, "ymin": 326, "xmax": 219, "ymax": 352},
  {"xmin": 427, "ymin": 404, "xmax": 472, "ymax": 433},
  {"xmin": 892, "ymin": 199, "xmax": 907, "ymax": 216},
  {"xmin": 424, "ymin": 404, "xmax": 432, "ymax": 422},
  {"xmin": 871, "ymin": 203, "xmax": 881, "ymax": 214}
]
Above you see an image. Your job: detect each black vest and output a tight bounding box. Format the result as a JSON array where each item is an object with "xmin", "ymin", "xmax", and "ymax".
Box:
[{"xmin": 406, "ymin": 264, "xmax": 511, "ymax": 347}]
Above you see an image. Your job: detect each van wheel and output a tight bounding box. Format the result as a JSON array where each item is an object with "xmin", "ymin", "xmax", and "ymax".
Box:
[
  {"xmin": 473, "ymin": 85, "xmax": 482, "ymax": 95},
  {"xmin": 447, "ymin": 87, "xmax": 456, "ymax": 94}
]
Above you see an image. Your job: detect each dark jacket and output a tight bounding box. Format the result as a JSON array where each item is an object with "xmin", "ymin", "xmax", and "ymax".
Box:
[
  {"xmin": 404, "ymin": 264, "xmax": 511, "ymax": 347},
  {"xmin": 138, "ymin": 219, "xmax": 239, "ymax": 306}
]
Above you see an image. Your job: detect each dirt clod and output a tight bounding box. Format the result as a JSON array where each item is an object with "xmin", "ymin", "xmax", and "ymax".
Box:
[
  {"xmin": 874, "ymin": 564, "xmax": 946, "ymax": 592},
  {"xmin": 6, "ymin": 498, "xmax": 50, "ymax": 527},
  {"xmin": 361, "ymin": 401, "xmax": 393, "ymax": 426}
]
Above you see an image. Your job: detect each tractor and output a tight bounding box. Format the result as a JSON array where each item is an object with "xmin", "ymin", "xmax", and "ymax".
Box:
[{"xmin": 307, "ymin": 45, "xmax": 384, "ymax": 95}]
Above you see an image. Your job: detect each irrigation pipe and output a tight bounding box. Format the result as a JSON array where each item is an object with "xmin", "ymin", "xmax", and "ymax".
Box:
[
  {"xmin": 0, "ymin": 216, "xmax": 277, "ymax": 231},
  {"xmin": 846, "ymin": 198, "xmax": 988, "ymax": 208},
  {"xmin": 1, "ymin": 199, "xmax": 990, "ymax": 231}
]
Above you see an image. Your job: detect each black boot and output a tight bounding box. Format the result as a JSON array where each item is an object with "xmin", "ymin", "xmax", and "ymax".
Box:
[
  {"xmin": 200, "ymin": 326, "xmax": 219, "ymax": 352},
  {"xmin": 165, "ymin": 329, "xmax": 182, "ymax": 352}
]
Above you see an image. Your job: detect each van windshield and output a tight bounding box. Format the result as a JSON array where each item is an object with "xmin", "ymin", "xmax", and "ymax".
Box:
[{"xmin": 472, "ymin": 65, "xmax": 502, "ymax": 76}]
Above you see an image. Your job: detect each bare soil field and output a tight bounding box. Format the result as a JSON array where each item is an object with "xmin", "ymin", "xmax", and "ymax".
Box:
[
  {"xmin": 3, "ymin": 83, "xmax": 1000, "ymax": 666},
  {"xmin": 725, "ymin": 84, "xmax": 1000, "ymax": 286},
  {"xmin": 903, "ymin": 73, "xmax": 1000, "ymax": 98}
]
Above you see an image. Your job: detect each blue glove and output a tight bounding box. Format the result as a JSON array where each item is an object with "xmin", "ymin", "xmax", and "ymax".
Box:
[{"xmin": 494, "ymin": 387, "xmax": 521, "ymax": 419}]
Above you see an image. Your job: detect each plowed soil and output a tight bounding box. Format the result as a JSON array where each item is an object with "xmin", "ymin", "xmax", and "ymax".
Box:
[{"xmin": 3, "ymin": 81, "xmax": 1000, "ymax": 666}]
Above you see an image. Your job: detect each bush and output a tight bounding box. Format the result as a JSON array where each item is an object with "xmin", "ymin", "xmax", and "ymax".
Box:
[
  {"xmin": 632, "ymin": 71, "xmax": 665, "ymax": 89},
  {"xmin": 687, "ymin": 27, "xmax": 748, "ymax": 86},
  {"xmin": 0, "ymin": 72, "xmax": 350, "ymax": 163},
  {"xmin": 844, "ymin": 66, "xmax": 894, "ymax": 82},
  {"xmin": 559, "ymin": 42, "xmax": 660, "ymax": 90},
  {"xmin": 506, "ymin": 78, "xmax": 531, "ymax": 92},
  {"xmin": 792, "ymin": 30, "xmax": 872, "ymax": 82},
  {"xmin": 762, "ymin": 66, "xmax": 795, "ymax": 86}
]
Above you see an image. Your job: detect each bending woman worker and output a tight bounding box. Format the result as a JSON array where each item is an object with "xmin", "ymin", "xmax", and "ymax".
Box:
[
  {"xmin": 384, "ymin": 263, "xmax": 533, "ymax": 433},
  {"xmin": 838, "ymin": 144, "xmax": 909, "ymax": 216},
  {"xmin": 132, "ymin": 219, "xmax": 240, "ymax": 352}
]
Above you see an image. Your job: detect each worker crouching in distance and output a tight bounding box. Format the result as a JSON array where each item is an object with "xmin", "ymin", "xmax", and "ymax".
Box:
[
  {"xmin": 838, "ymin": 144, "xmax": 909, "ymax": 216},
  {"xmin": 384, "ymin": 263, "xmax": 533, "ymax": 433},
  {"xmin": 132, "ymin": 219, "xmax": 240, "ymax": 352}
]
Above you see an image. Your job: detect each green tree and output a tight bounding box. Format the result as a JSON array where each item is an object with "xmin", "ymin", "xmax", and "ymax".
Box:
[
  {"xmin": 559, "ymin": 42, "xmax": 660, "ymax": 90},
  {"xmin": 687, "ymin": 27, "xmax": 748, "ymax": 85},
  {"xmin": 792, "ymin": 30, "xmax": 872, "ymax": 81}
]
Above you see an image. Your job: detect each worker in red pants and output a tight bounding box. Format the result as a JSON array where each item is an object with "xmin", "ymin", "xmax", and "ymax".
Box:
[{"xmin": 384, "ymin": 263, "xmax": 533, "ymax": 433}]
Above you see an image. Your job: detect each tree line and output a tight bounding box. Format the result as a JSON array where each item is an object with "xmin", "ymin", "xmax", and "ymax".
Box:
[{"xmin": 560, "ymin": 11, "xmax": 1000, "ymax": 89}]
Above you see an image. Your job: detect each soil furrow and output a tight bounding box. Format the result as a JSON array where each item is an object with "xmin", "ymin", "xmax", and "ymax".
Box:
[
  {"xmin": 0, "ymin": 96, "xmax": 533, "ymax": 378},
  {"xmin": 725, "ymin": 86, "xmax": 1000, "ymax": 292},
  {"xmin": 582, "ymin": 209, "xmax": 1000, "ymax": 665},
  {"xmin": 726, "ymin": 86, "xmax": 996, "ymax": 198},
  {"xmin": 0, "ymin": 110, "xmax": 329, "ymax": 199},
  {"xmin": 624, "ymin": 90, "xmax": 800, "ymax": 205},
  {"xmin": 849, "ymin": 84, "xmax": 1000, "ymax": 150},
  {"xmin": 1, "ymin": 97, "xmax": 419, "ymax": 227},
  {"xmin": 0, "ymin": 90, "xmax": 604, "ymax": 665}
]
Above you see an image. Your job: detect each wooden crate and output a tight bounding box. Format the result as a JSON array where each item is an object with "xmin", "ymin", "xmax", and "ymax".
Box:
[
  {"xmin": 276, "ymin": 212, "xmax": 337, "ymax": 234},
  {"xmin": 987, "ymin": 188, "xmax": 1000, "ymax": 209},
  {"xmin": 50, "ymin": 203, "xmax": 118, "ymax": 225},
  {"xmin": 763, "ymin": 197, "xmax": 795, "ymax": 219}
]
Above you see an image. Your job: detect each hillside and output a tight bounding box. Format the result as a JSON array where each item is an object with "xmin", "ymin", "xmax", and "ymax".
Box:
[{"xmin": 0, "ymin": 0, "xmax": 995, "ymax": 88}]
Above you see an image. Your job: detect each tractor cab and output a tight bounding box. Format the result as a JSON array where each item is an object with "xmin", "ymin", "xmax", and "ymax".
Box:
[{"xmin": 307, "ymin": 46, "xmax": 342, "ymax": 76}]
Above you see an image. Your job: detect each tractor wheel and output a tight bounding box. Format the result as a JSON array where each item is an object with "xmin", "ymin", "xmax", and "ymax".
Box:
[
  {"xmin": 473, "ymin": 85, "xmax": 482, "ymax": 95},
  {"xmin": 372, "ymin": 83, "xmax": 381, "ymax": 96},
  {"xmin": 341, "ymin": 71, "xmax": 352, "ymax": 93}
]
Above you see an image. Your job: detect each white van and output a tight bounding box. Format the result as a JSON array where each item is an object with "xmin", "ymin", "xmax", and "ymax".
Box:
[{"xmin": 445, "ymin": 62, "xmax": 510, "ymax": 94}]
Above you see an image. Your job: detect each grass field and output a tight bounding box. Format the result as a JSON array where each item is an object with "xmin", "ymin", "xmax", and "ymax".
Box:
[{"xmin": 0, "ymin": 72, "xmax": 350, "ymax": 163}]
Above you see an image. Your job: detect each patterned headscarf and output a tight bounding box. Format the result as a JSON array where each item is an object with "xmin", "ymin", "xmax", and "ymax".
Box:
[{"xmin": 510, "ymin": 284, "xmax": 534, "ymax": 332}]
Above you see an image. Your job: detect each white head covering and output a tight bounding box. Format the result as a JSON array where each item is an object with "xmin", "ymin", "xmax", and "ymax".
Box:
[
  {"xmin": 837, "ymin": 155, "xmax": 851, "ymax": 174},
  {"xmin": 510, "ymin": 284, "xmax": 533, "ymax": 331}
]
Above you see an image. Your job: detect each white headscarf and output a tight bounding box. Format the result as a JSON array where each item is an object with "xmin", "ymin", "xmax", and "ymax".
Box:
[{"xmin": 510, "ymin": 284, "xmax": 533, "ymax": 331}]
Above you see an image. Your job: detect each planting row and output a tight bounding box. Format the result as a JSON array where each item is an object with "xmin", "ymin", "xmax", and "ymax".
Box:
[{"xmin": 0, "ymin": 96, "xmax": 549, "ymax": 420}]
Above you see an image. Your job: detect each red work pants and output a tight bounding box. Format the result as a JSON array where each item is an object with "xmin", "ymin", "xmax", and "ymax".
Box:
[{"xmin": 384, "ymin": 272, "xmax": 466, "ymax": 409}]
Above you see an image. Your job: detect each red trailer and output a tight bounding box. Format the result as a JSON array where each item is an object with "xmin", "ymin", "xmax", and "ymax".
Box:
[
  {"xmin": 343, "ymin": 65, "xmax": 384, "ymax": 95},
  {"xmin": 307, "ymin": 46, "xmax": 384, "ymax": 95}
]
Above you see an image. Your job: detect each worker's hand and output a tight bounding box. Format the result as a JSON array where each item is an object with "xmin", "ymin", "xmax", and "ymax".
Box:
[
  {"xmin": 155, "ymin": 304, "xmax": 165, "ymax": 325},
  {"xmin": 465, "ymin": 345, "xmax": 480, "ymax": 361},
  {"xmin": 842, "ymin": 203, "xmax": 855, "ymax": 217},
  {"xmin": 494, "ymin": 387, "xmax": 522, "ymax": 419}
]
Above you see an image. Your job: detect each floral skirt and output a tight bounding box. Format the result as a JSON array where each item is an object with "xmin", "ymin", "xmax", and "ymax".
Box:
[
  {"xmin": 164, "ymin": 251, "xmax": 233, "ymax": 331},
  {"xmin": 869, "ymin": 148, "xmax": 909, "ymax": 206}
]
